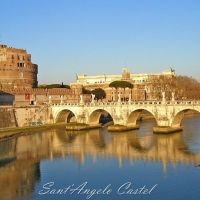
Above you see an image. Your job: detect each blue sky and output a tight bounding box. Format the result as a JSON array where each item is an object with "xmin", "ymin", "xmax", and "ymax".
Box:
[{"xmin": 1, "ymin": 0, "xmax": 200, "ymax": 84}]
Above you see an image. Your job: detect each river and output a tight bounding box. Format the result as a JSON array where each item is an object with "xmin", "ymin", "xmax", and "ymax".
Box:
[{"xmin": 0, "ymin": 115, "xmax": 200, "ymax": 200}]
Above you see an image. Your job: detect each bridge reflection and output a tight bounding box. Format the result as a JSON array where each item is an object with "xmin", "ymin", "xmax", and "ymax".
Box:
[
  {"xmin": 56, "ymin": 128, "xmax": 198, "ymax": 171},
  {"xmin": 0, "ymin": 126, "xmax": 200, "ymax": 199}
]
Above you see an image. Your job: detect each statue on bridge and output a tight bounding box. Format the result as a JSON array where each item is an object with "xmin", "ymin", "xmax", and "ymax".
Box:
[
  {"xmin": 60, "ymin": 95, "xmax": 64, "ymax": 104},
  {"xmin": 80, "ymin": 94, "xmax": 83, "ymax": 104},
  {"xmin": 49, "ymin": 96, "xmax": 52, "ymax": 104},
  {"xmin": 118, "ymin": 93, "xmax": 121, "ymax": 102},
  {"xmin": 162, "ymin": 91, "xmax": 166, "ymax": 102},
  {"xmin": 172, "ymin": 92, "xmax": 175, "ymax": 102},
  {"xmin": 91, "ymin": 94, "xmax": 95, "ymax": 103},
  {"xmin": 128, "ymin": 93, "xmax": 131, "ymax": 103}
]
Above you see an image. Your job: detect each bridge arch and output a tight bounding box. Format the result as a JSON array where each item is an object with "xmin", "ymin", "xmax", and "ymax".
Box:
[
  {"xmin": 55, "ymin": 109, "xmax": 77, "ymax": 123},
  {"xmin": 88, "ymin": 109, "xmax": 113, "ymax": 126},
  {"xmin": 172, "ymin": 108, "xmax": 200, "ymax": 128},
  {"xmin": 127, "ymin": 108, "xmax": 157, "ymax": 127}
]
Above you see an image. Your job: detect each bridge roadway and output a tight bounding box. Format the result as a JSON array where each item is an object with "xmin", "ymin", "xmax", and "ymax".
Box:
[{"xmin": 50, "ymin": 99, "xmax": 200, "ymax": 133}]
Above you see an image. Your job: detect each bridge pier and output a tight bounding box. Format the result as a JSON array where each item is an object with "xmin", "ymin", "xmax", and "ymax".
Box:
[
  {"xmin": 153, "ymin": 126, "xmax": 183, "ymax": 134},
  {"xmin": 153, "ymin": 118, "xmax": 183, "ymax": 133}
]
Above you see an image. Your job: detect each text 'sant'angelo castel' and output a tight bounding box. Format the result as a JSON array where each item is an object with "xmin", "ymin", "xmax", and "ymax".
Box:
[{"xmin": 0, "ymin": 44, "xmax": 38, "ymax": 89}]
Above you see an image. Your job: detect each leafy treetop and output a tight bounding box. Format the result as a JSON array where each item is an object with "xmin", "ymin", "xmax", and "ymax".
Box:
[
  {"xmin": 109, "ymin": 81, "xmax": 133, "ymax": 89},
  {"xmin": 91, "ymin": 88, "xmax": 106, "ymax": 100},
  {"xmin": 39, "ymin": 83, "xmax": 70, "ymax": 89}
]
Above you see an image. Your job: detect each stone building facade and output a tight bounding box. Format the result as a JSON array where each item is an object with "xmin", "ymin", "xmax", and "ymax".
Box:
[
  {"xmin": 0, "ymin": 44, "xmax": 38, "ymax": 89},
  {"xmin": 71, "ymin": 68, "xmax": 146, "ymax": 101},
  {"xmin": 0, "ymin": 44, "xmax": 90, "ymax": 106},
  {"xmin": 74, "ymin": 68, "xmax": 175, "ymax": 85},
  {"xmin": 71, "ymin": 68, "xmax": 175, "ymax": 101},
  {"xmin": 0, "ymin": 84, "xmax": 85, "ymax": 106}
]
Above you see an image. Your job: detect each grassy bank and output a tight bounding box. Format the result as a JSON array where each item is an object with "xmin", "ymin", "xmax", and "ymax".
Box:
[
  {"xmin": 66, "ymin": 122, "xmax": 102, "ymax": 130},
  {"xmin": 108, "ymin": 124, "xmax": 139, "ymax": 132},
  {"xmin": 0, "ymin": 123, "xmax": 66, "ymax": 141}
]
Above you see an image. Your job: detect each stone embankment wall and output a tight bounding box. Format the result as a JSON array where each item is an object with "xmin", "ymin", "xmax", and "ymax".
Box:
[
  {"xmin": 0, "ymin": 105, "xmax": 51, "ymax": 128},
  {"xmin": 0, "ymin": 107, "xmax": 16, "ymax": 128}
]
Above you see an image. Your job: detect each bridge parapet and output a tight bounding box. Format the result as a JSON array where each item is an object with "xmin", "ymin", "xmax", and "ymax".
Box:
[
  {"xmin": 52, "ymin": 101, "xmax": 164, "ymax": 107},
  {"xmin": 51, "ymin": 100, "xmax": 200, "ymax": 107},
  {"xmin": 173, "ymin": 101, "xmax": 200, "ymax": 105}
]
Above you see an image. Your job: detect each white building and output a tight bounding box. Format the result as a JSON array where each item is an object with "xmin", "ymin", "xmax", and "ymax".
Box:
[{"xmin": 71, "ymin": 68, "xmax": 175, "ymax": 86}]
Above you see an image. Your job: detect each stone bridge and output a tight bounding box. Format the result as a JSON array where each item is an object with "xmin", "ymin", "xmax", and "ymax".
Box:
[{"xmin": 50, "ymin": 99, "xmax": 200, "ymax": 133}]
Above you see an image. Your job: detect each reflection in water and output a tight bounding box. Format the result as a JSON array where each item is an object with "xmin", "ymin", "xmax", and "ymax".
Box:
[{"xmin": 0, "ymin": 117, "xmax": 200, "ymax": 199}]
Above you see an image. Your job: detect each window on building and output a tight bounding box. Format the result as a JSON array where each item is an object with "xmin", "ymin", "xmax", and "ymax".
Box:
[{"xmin": 17, "ymin": 63, "xmax": 24, "ymax": 67}]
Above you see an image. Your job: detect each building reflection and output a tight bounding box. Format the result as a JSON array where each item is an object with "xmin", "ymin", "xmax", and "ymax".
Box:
[
  {"xmin": 0, "ymin": 158, "xmax": 40, "ymax": 199},
  {"xmin": 0, "ymin": 127, "xmax": 200, "ymax": 198}
]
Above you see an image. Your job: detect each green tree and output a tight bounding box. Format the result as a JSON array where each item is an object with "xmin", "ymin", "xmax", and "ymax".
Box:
[
  {"xmin": 109, "ymin": 81, "xmax": 133, "ymax": 101},
  {"xmin": 109, "ymin": 81, "xmax": 133, "ymax": 89},
  {"xmin": 82, "ymin": 87, "xmax": 92, "ymax": 94},
  {"xmin": 39, "ymin": 83, "xmax": 70, "ymax": 89},
  {"xmin": 45, "ymin": 84, "xmax": 61, "ymax": 88},
  {"xmin": 91, "ymin": 88, "xmax": 106, "ymax": 101}
]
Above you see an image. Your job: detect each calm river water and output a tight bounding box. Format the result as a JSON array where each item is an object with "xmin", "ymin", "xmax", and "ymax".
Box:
[{"xmin": 1, "ymin": 115, "xmax": 200, "ymax": 200}]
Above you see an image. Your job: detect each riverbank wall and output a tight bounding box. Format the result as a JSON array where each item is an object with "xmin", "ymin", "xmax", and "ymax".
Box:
[
  {"xmin": 0, "ymin": 107, "xmax": 16, "ymax": 128},
  {"xmin": 0, "ymin": 105, "xmax": 50, "ymax": 129}
]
